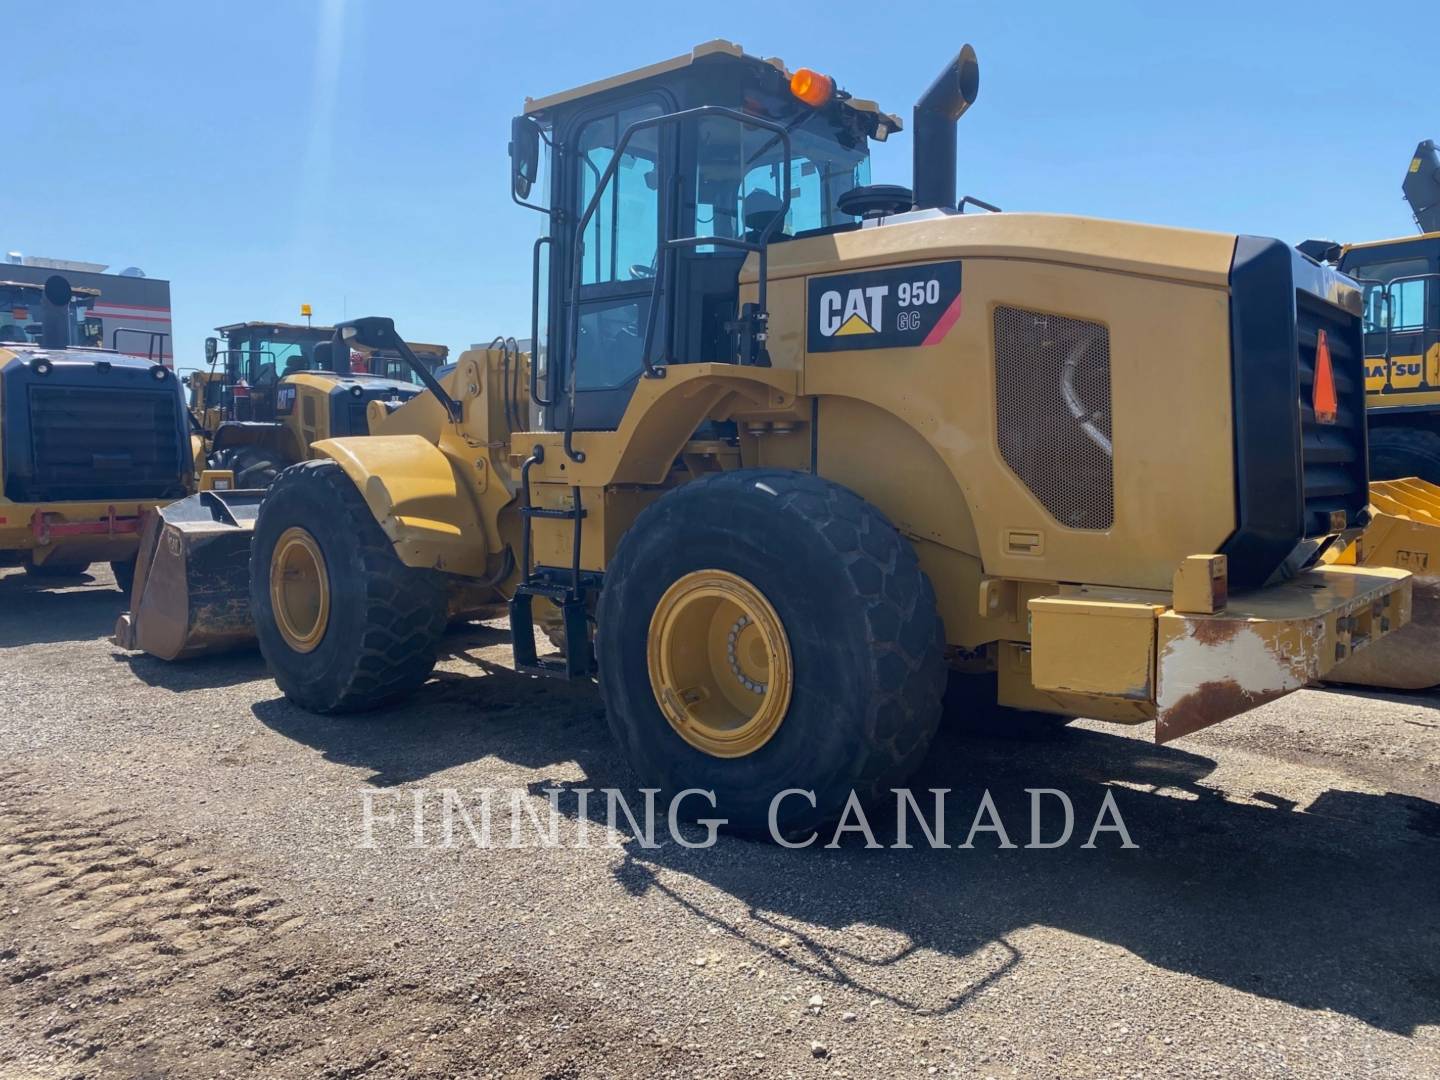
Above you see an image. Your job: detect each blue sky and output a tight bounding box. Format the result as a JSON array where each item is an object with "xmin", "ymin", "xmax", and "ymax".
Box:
[{"xmin": 5, "ymin": 1, "xmax": 1434, "ymax": 370}]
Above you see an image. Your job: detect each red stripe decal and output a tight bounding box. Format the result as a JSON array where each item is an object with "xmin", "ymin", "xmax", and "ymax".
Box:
[
  {"xmin": 95, "ymin": 311, "xmax": 172, "ymax": 324},
  {"xmin": 921, "ymin": 294, "xmax": 963, "ymax": 346},
  {"xmin": 90, "ymin": 301, "xmax": 172, "ymax": 313}
]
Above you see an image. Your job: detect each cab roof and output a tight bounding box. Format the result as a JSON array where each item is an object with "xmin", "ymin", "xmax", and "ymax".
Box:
[
  {"xmin": 214, "ymin": 321, "xmax": 449, "ymax": 358},
  {"xmin": 522, "ymin": 39, "xmax": 900, "ymax": 132},
  {"xmin": 1342, "ymin": 231, "xmax": 1440, "ymax": 255},
  {"xmin": 0, "ymin": 280, "xmax": 102, "ymax": 299}
]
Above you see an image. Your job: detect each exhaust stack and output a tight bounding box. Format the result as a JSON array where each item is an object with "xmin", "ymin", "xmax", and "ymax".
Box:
[
  {"xmin": 39, "ymin": 274, "xmax": 73, "ymax": 350},
  {"xmin": 912, "ymin": 45, "xmax": 980, "ymax": 212}
]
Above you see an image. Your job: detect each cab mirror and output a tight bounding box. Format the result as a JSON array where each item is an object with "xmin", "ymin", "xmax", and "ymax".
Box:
[
  {"xmin": 204, "ymin": 336, "xmax": 218, "ymax": 364},
  {"xmin": 510, "ymin": 115, "xmax": 542, "ymax": 200},
  {"xmin": 335, "ymin": 316, "xmax": 398, "ymax": 351}
]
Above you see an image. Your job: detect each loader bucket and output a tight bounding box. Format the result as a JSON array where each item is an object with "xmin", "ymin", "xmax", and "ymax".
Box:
[
  {"xmin": 1326, "ymin": 477, "xmax": 1440, "ymax": 691},
  {"xmin": 112, "ymin": 490, "xmax": 265, "ymax": 660}
]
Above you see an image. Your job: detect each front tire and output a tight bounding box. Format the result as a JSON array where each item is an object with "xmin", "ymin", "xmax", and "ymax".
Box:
[
  {"xmin": 596, "ymin": 470, "xmax": 945, "ymax": 837},
  {"xmin": 250, "ymin": 460, "xmax": 447, "ymax": 713},
  {"xmin": 212, "ymin": 446, "xmax": 283, "ymax": 489}
]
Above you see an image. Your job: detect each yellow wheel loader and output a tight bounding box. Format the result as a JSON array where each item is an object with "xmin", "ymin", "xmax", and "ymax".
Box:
[
  {"xmin": 1, "ymin": 275, "xmax": 192, "ymax": 592},
  {"xmin": 191, "ymin": 320, "xmax": 451, "ymax": 487},
  {"xmin": 113, "ymin": 321, "xmax": 479, "ymax": 659},
  {"xmin": 141, "ymin": 42, "xmax": 1414, "ymax": 833}
]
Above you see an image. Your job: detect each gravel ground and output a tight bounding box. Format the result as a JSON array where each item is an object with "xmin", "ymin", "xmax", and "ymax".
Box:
[{"xmin": 0, "ymin": 563, "xmax": 1437, "ymax": 1079}]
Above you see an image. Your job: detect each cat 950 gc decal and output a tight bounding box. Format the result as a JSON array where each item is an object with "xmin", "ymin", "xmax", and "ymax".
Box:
[{"xmin": 807, "ymin": 260, "xmax": 962, "ymax": 353}]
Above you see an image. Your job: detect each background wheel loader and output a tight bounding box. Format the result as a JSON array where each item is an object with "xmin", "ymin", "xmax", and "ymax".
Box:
[
  {"xmin": 114, "ymin": 319, "xmax": 482, "ymax": 659},
  {"xmin": 1, "ymin": 275, "xmax": 192, "ymax": 593},
  {"xmin": 189, "ymin": 319, "xmax": 451, "ymax": 487},
  {"xmin": 129, "ymin": 41, "xmax": 1414, "ymax": 834}
]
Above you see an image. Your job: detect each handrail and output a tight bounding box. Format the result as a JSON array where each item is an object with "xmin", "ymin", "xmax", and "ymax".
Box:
[
  {"xmin": 560, "ymin": 105, "xmax": 793, "ymax": 462},
  {"xmin": 530, "ymin": 235, "xmax": 554, "ymax": 408},
  {"xmin": 110, "ymin": 327, "xmax": 171, "ymax": 364}
]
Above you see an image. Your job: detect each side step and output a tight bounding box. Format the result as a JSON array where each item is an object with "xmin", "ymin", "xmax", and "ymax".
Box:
[
  {"xmin": 510, "ymin": 444, "xmax": 596, "ymax": 680},
  {"xmin": 509, "ymin": 578, "xmax": 595, "ymax": 680}
]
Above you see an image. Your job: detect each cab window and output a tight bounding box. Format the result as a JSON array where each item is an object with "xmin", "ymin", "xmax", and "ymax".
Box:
[
  {"xmin": 575, "ymin": 103, "xmax": 663, "ymax": 285},
  {"xmin": 1348, "ymin": 255, "xmax": 1429, "ymax": 333},
  {"xmin": 689, "ymin": 109, "xmax": 871, "ymax": 249}
]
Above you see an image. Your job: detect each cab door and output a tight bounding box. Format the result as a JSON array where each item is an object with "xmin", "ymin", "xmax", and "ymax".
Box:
[
  {"xmin": 1347, "ymin": 244, "xmax": 1439, "ymax": 395},
  {"xmin": 548, "ymin": 97, "xmax": 671, "ymax": 433}
]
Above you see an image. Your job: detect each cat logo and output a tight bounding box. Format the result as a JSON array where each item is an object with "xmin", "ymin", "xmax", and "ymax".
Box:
[
  {"xmin": 807, "ymin": 260, "xmax": 963, "ymax": 354},
  {"xmin": 818, "ymin": 286, "xmax": 888, "ymax": 338}
]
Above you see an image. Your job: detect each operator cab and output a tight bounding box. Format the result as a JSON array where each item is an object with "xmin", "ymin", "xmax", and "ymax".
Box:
[
  {"xmin": 513, "ymin": 41, "xmax": 900, "ymax": 433},
  {"xmin": 1335, "ymin": 236, "xmax": 1440, "ymax": 395},
  {"xmin": 204, "ymin": 321, "xmax": 437, "ymax": 422},
  {"xmin": 0, "ymin": 279, "xmax": 102, "ymax": 350}
]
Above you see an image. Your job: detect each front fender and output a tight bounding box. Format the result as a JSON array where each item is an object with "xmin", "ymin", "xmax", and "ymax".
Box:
[{"xmin": 312, "ymin": 435, "xmax": 489, "ymax": 576}]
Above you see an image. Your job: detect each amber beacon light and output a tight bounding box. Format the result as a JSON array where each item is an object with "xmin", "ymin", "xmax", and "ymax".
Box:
[{"xmin": 790, "ymin": 67, "xmax": 834, "ymax": 107}]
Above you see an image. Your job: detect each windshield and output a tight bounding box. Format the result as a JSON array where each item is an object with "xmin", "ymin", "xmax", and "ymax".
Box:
[
  {"xmin": 1346, "ymin": 256, "xmax": 1430, "ymax": 334},
  {"xmin": 692, "ymin": 108, "xmax": 871, "ymax": 246},
  {"xmin": 220, "ymin": 328, "xmax": 332, "ymax": 382}
]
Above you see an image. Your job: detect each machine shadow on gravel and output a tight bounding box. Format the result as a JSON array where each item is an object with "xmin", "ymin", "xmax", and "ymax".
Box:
[
  {"xmin": 247, "ymin": 627, "xmax": 1439, "ymax": 1034},
  {"xmin": 0, "ymin": 568, "xmax": 123, "ymax": 648},
  {"xmin": 545, "ymin": 725, "xmax": 1440, "ymax": 1036},
  {"xmin": 114, "ymin": 648, "xmax": 272, "ymax": 692},
  {"xmin": 250, "ymin": 626, "xmax": 624, "ymax": 787}
]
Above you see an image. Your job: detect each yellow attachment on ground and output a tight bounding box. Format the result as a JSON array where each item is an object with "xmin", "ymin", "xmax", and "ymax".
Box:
[
  {"xmin": 1013, "ymin": 564, "xmax": 1410, "ymax": 741},
  {"xmin": 1325, "ymin": 477, "xmax": 1440, "ymax": 690},
  {"xmin": 646, "ymin": 569, "xmax": 794, "ymax": 758},
  {"xmin": 313, "ymin": 434, "xmax": 490, "ymax": 577}
]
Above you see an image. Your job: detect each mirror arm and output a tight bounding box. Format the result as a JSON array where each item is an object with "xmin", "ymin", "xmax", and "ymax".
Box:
[{"xmin": 336, "ymin": 323, "xmax": 462, "ymax": 422}]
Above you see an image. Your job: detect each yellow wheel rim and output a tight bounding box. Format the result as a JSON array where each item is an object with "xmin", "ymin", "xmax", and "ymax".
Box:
[
  {"xmin": 269, "ymin": 526, "xmax": 330, "ymax": 654},
  {"xmin": 647, "ymin": 570, "xmax": 793, "ymax": 758}
]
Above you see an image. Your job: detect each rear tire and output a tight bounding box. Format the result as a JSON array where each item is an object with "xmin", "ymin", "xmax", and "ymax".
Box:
[
  {"xmin": 250, "ymin": 459, "xmax": 448, "ymax": 713},
  {"xmin": 1369, "ymin": 425, "xmax": 1440, "ymax": 485},
  {"xmin": 596, "ymin": 469, "xmax": 945, "ymax": 838},
  {"xmin": 24, "ymin": 560, "xmax": 91, "ymax": 579},
  {"xmin": 110, "ymin": 558, "xmax": 136, "ymax": 597}
]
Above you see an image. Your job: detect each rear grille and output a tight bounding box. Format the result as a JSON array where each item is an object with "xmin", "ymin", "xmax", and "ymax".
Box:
[
  {"xmin": 1295, "ymin": 290, "xmax": 1367, "ymax": 536},
  {"xmin": 24, "ymin": 386, "xmax": 187, "ymax": 502},
  {"xmin": 994, "ymin": 305, "xmax": 1114, "ymax": 530}
]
